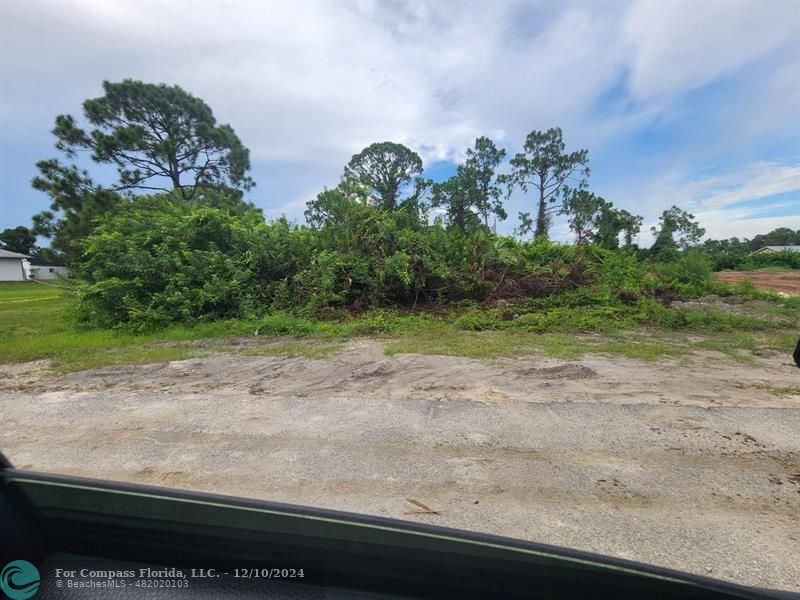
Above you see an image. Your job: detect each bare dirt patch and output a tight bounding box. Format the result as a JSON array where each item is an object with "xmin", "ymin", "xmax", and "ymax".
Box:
[
  {"xmin": 2, "ymin": 340, "xmax": 799, "ymax": 590},
  {"xmin": 671, "ymin": 294, "xmax": 793, "ymax": 324},
  {"xmin": 7, "ymin": 338, "xmax": 797, "ymax": 408},
  {"xmin": 715, "ymin": 269, "xmax": 800, "ymax": 295}
]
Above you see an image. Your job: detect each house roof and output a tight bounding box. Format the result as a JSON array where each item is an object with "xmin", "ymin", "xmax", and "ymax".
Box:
[
  {"xmin": 0, "ymin": 249, "xmax": 31, "ymax": 259},
  {"xmin": 762, "ymin": 245, "xmax": 800, "ymax": 251},
  {"xmin": 749, "ymin": 245, "xmax": 800, "ymax": 255}
]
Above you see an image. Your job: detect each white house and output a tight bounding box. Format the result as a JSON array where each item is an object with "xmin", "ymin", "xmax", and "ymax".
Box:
[
  {"xmin": 24, "ymin": 260, "xmax": 68, "ymax": 280},
  {"xmin": 0, "ymin": 249, "xmax": 30, "ymax": 281},
  {"xmin": 749, "ymin": 245, "xmax": 800, "ymax": 256}
]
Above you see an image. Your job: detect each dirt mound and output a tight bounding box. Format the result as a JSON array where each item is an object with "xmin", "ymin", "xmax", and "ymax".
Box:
[
  {"xmin": 8, "ymin": 338, "xmax": 798, "ymax": 408},
  {"xmin": 514, "ymin": 364, "xmax": 596, "ymax": 379},
  {"xmin": 715, "ymin": 270, "xmax": 800, "ymax": 295}
]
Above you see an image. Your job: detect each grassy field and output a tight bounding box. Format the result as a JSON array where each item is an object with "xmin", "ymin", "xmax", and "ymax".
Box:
[
  {"xmin": 0, "ymin": 282, "xmax": 221, "ymax": 370},
  {"xmin": 0, "ymin": 281, "xmax": 797, "ymax": 372}
]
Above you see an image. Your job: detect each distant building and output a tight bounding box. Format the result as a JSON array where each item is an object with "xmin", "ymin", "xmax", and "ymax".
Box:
[
  {"xmin": 0, "ymin": 249, "xmax": 69, "ymax": 281},
  {"xmin": 25, "ymin": 260, "xmax": 68, "ymax": 280},
  {"xmin": 749, "ymin": 245, "xmax": 800, "ymax": 256},
  {"xmin": 0, "ymin": 249, "xmax": 30, "ymax": 281}
]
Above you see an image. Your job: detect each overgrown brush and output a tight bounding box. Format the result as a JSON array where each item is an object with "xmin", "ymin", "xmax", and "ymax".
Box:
[{"xmin": 73, "ymin": 192, "xmax": 791, "ymax": 331}]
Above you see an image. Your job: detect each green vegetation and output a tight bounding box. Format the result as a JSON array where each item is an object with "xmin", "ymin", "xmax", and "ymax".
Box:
[
  {"xmin": 745, "ymin": 383, "xmax": 800, "ymax": 398},
  {"xmin": 504, "ymin": 128, "xmax": 589, "ymax": 240},
  {"xmin": 702, "ymin": 227, "xmax": 800, "ymax": 271},
  {"xmin": 29, "ymin": 79, "xmax": 254, "ymax": 262},
  {"xmin": 1, "ymin": 79, "xmax": 797, "ymax": 374},
  {"xmin": 73, "ymin": 188, "xmax": 784, "ymax": 333},
  {"xmin": 1, "ymin": 280, "xmax": 796, "ymax": 372},
  {"xmin": 0, "ymin": 283, "xmax": 222, "ymax": 370},
  {"xmin": 0, "ymin": 226, "xmax": 37, "ymax": 255},
  {"xmin": 384, "ymin": 331, "xmax": 688, "ymax": 361}
]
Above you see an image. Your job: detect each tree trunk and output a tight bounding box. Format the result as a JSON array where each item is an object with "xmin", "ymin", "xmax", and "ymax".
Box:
[
  {"xmin": 534, "ymin": 190, "xmax": 548, "ymax": 240},
  {"xmin": 170, "ymin": 165, "xmax": 183, "ymax": 197},
  {"xmin": 482, "ymin": 183, "xmax": 489, "ymax": 228}
]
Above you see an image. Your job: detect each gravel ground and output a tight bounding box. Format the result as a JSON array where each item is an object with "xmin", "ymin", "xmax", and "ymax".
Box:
[{"xmin": 1, "ymin": 340, "xmax": 799, "ymax": 591}]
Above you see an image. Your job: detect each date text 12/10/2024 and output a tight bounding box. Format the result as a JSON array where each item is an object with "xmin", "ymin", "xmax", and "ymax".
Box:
[{"xmin": 52, "ymin": 567, "xmax": 307, "ymax": 579}]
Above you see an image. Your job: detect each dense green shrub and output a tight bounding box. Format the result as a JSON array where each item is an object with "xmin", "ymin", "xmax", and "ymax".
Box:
[
  {"xmin": 76, "ymin": 193, "xmax": 553, "ymax": 327},
  {"xmin": 74, "ymin": 189, "xmax": 787, "ymax": 331},
  {"xmin": 76, "ymin": 196, "xmax": 271, "ymax": 330},
  {"xmin": 704, "ymin": 248, "xmax": 799, "ymax": 271},
  {"xmin": 654, "ymin": 249, "xmax": 713, "ymax": 285},
  {"xmin": 739, "ymin": 251, "xmax": 800, "ymax": 270},
  {"xmin": 455, "ymin": 309, "xmax": 498, "ymax": 330}
]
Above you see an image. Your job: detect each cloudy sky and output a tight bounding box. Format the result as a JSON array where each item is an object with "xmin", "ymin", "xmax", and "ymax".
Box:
[{"xmin": 1, "ymin": 0, "xmax": 798, "ymax": 244}]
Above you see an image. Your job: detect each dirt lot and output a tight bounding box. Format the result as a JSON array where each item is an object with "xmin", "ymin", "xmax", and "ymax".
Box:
[
  {"xmin": 2, "ymin": 340, "xmax": 799, "ymax": 590},
  {"xmin": 715, "ymin": 269, "xmax": 800, "ymax": 295}
]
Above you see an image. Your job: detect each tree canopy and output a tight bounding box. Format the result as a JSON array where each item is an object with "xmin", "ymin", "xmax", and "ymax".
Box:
[
  {"xmin": 748, "ymin": 227, "xmax": 800, "ymax": 249},
  {"xmin": 430, "ymin": 171, "xmax": 482, "ymax": 233},
  {"xmin": 505, "ymin": 128, "xmax": 589, "ymax": 240},
  {"xmin": 461, "ymin": 136, "xmax": 507, "ymax": 229},
  {"xmin": 617, "ymin": 210, "xmax": 644, "ymax": 248},
  {"xmin": 0, "ymin": 225, "xmax": 37, "ymax": 255},
  {"xmin": 343, "ymin": 142, "xmax": 423, "ymax": 210},
  {"xmin": 25, "ymin": 81, "xmax": 741, "ymax": 284},
  {"xmin": 46, "ymin": 79, "xmax": 254, "ymax": 198},
  {"xmin": 561, "ymin": 191, "xmax": 639, "ymax": 249},
  {"xmin": 30, "ymin": 80, "xmax": 257, "ymax": 262},
  {"xmin": 561, "ymin": 190, "xmax": 606, "ymax": 245},
  {"xmin": 650, "ymin": 206, "xmax": 706, "ymax": 254}
]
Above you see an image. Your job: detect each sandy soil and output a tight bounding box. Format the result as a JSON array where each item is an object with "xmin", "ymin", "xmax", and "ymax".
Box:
[
  {"xmin": 1, "ymin": 340, "xmax": 799, "ymax": 590},
  {"xmin": 4, "ymin": 338, "xmax": 799, "ymax": 408},
  {"xmin": 715, "ymin": 269, "xmax": 800, "ymax": 295}
]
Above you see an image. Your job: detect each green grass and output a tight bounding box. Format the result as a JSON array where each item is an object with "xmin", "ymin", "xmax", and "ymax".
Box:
[
  {"xmin": 383, "ymin": 327, "xmax": 797, "ymax": 363},
  {"xmin": 60, "ymin": 344, "xmax": 221, "ymax": 372},
  {"xmin": 1, "ymin": 281, "xmax": 797, "ymax": 372},
  {"xmin": 748, "ymin": 383, "xmax": 800, "ymax": 397},
  {"xmin": 383, "ymin": 330, "xmax": 688, "ymax": 361},
  {"xmin": 0, "ymin": 283, "xmax": 240, "ymax": 370},
  {"xmin": 692, "ymin": 332, "xmax": 761, "ymax": 363},
  {"xmin": 0, "ymin": 283, "xmax": 374, "ymax": 369}
]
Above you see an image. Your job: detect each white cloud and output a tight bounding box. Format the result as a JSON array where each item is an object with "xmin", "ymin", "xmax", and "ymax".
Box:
[
  {"xmin": 693, "ymin": 162, "xmax": 800, "ymax": 209},
  {"xmin": 605, "ymin": 161, "xmax": 800, "ymax": 245},
  {"xmin": 623, "ymin": 0, "xmax": 800, "ymax": 100},
  {"xmin": 0, "ymin": 0, "xmax": 798, "ymax": 233},
  {"xmin": 0, "ymin": 1, "xmax": 653, "ymax": 160},
  {"xmin": 694, "ymin": 210, "xmax": 800, "ymax": 243},
  {"xmin": 689, "ymin": 163, "xmax": 800, "ymax": 241}
]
